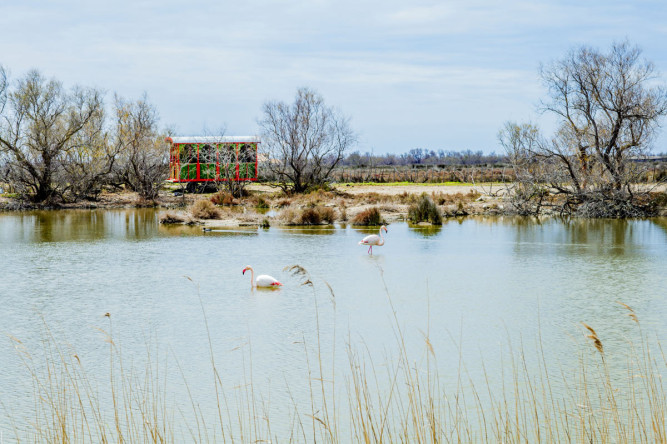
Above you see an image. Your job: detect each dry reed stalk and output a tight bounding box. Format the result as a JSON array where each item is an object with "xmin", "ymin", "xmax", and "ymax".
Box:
[{"xmin": 7, "ymin": 274, "xmax": 667, "ymax": 443}]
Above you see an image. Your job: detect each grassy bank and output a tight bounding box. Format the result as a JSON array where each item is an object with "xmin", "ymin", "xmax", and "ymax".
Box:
[{"xmin": 4, "ymin": 271, "xmax": 666, "ymax": 443}]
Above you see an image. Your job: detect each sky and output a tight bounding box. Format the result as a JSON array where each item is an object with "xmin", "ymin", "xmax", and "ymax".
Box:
[{"xmin": 1, "ymin": 0, "xmax": 666, "ymax": 154}]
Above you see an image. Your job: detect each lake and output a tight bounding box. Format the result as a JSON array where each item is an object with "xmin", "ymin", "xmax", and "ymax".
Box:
[{"xmin": 1, "ymin": 210, "xmax": 666, "ymax": 441}]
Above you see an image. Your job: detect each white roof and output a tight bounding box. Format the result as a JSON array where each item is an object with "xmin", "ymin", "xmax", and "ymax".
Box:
[{"xmin": 166, "ymin": 136, "xmax": 260, "ymax": 144}]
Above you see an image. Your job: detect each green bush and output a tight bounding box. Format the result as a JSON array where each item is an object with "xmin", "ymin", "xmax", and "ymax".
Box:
[{"xmin": 408, "ymin": 194, "xmax": 442, "ymax": 225}]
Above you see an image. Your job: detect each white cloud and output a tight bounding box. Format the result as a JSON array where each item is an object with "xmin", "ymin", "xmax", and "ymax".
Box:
[{"xmin": 1, "ymin": 0, "xmax": 666, "ymax": 152}]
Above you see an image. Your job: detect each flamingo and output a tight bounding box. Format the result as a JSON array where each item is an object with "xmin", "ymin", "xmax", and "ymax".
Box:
[
  {"xmin": 242, "ymin": 266, "xmax": 283, "ymax": 288},
  {"xmin": 358, "ymin": 225, "xmax": 388, "ymax": 255}
]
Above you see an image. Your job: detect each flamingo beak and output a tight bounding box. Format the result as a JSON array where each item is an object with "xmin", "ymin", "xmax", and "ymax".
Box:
[{"xmin": 242, "ymin": 268, "xmax": 247, "ymax": 275}]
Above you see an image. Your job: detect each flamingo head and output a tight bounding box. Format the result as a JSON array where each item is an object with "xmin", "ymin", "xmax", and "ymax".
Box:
[
  {"xmin": 381, "ymin": 225, "xmax": 388, "ymax": 233},
  {"xmin": 242, "ymin": 266, "xmax": 252, "ymax": 275}
]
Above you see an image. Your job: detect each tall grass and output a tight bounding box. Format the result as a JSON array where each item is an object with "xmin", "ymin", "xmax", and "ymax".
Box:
[{"xmin": 6, "ymin": 272, "xmax": 667, "ymax": 443}]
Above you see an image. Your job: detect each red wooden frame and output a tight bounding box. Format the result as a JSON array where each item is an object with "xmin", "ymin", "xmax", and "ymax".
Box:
[{"xmin": 166, "ymin": 138, "xmax": 259, "ymax": 183}]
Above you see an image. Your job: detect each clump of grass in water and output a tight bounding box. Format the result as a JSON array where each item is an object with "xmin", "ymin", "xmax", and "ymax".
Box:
[
  {"xmin": 190, "ymin": 199, "xmax": 221, "ymax": 219},
  {"xmin": 408, "ymin": 193, "xmax": 442, "ymax": 224},
  {"xmin": 316, "ymin": 206, "xmax": 336, "ymax": 224},
  {"xmin": 159, "ymin": 211, "xmax": 190, "ymax": 224},
  {"xmin": 351, "ymin": 207, "xmax": 383, "ymax": 225},
  {"xmin": 299, "ymin": 207, "xmax": 321, "ymax": 225}
]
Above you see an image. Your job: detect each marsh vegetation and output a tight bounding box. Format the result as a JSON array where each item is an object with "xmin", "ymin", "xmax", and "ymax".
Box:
[{"xmin": 7, "ymin": 277, "xmax": 667, "ymax": 443}]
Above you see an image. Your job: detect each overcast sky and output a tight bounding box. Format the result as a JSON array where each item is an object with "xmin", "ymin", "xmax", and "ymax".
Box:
[{"xmin": 1, "ymin": 0, "xmax": 666, "ymax": 154}]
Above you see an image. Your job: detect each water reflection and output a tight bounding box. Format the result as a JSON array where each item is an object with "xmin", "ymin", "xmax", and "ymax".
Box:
[
  {"xmin": 650, "ymin": 217, "xmax": 667, "ymax": 235},
  {"xmin": 0, "ymin": 209, "xmax": 161, "ymax": 243},
  {"xmin": 280, "ymin": 226, "xmax": 336, "ymax": 235},
  {"xmin": 351, "ymin": 226, "xmax": 386, "ymax": 236},
  {"xmin": 407, "ymin": 224, "xmax": 443, "ymax": 237},
  {"xmin": 1, "ymin": 210, "xmax": 666, "ymax": 439},
  {"xmin": 159, "ymin": 224, "xmax": 259, "ymax": 237}
]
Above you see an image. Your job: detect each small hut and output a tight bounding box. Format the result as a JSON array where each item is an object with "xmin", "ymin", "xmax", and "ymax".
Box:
[{"xmin": 166, "ymin": 136, "xmax": 259, "ymax": 186}]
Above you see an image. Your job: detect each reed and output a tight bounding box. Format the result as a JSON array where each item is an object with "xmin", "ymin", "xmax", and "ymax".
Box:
[{"xmin": 6, "ymin": 272, "xmax": 667, "ymax": 443}]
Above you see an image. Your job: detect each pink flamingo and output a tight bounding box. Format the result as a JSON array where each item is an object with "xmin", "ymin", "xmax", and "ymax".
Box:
[
  {"xmin": 358, "ymin": 225, "xmax": 388, "ymax": 255},
  {"xmin": 242, "ymin": 266, "xmax": 283, "ymax": 288}
]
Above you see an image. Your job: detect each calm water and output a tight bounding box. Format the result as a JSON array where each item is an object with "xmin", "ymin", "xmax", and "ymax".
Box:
[{"xmin": 1, "ymin": 210, "xmax": 666, "ymax": 439}]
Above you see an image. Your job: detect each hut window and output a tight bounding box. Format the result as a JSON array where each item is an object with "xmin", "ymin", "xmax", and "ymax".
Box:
[
  {"xmin": 218, "ymin": 143, "xmax": 236, "ymax": 162},
  {"xmin": 180, "ymin": 144, "xmax": 197, "ymax": 163},
  {"xmin": 199, "ymin": 144, "xmax": 216, "ymax": 163},
  {"xmin": 239, "ymin": 144, "xmax": 256, "ymax": 163}
]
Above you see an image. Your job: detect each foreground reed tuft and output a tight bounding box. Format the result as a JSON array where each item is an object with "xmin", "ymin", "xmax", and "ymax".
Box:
[{"xmin": 6, "ymin": 279, "xmax": 666, "ymax": 443}]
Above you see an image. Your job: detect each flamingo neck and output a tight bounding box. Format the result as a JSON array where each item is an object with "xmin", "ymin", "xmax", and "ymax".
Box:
[{"xmin": 248, "ymin": 268, "xmax": 255, "ymax": 288}]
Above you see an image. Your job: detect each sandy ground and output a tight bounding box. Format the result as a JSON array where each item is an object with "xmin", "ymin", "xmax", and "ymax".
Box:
[{"xmin": 246, "ymin": 182, "xmax": 507, "ymax": 196}]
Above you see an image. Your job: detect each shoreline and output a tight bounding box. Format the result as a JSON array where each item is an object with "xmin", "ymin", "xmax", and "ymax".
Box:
[{"xmin": 2, "ymin": 183, "xmax": 666, "ymax": 226}]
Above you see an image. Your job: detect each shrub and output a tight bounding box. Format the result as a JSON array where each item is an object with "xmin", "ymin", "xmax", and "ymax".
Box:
[
  {"xmin": 159, "ymin": 211, "xmax": 186, "ymax": 224},
  {"xmin": 254, "ymin": 196, "xmax": 270, "ymax": 209},
  {"xmin": 352, "ymin": 207, "xmax": 383, "ymax": 225},
  {"xmin": 408, "ymin": 194, "xmax": 442, "ymax": 225},
  {"xmin": 279, "ymin": 208, "xmax": 298, "ymax": 225},
  {"xmin": 649, "ymin": 191, "xmax": 667, "ymax": 208},
  {"xmin": 280, "ymin": 206, "xmax": 335, "ymax": 225},
  {"xmin": 190, "ymin": 199, "xmax": 221, "ymax": 219},
  {"xmin": 299, "ymin": 208, "xmax": 321, "ymax": 225},
  {"xmin": 431, "ymin": 190, "xmax": 481, "ymax": 205},
  {"xmin": 316, "ymin": 206, "xmax": 336, "ymax": 224},
  {"xmin": 210, "ymin": 190, "xmax": 235, "ymax": 206},
  {"xmin": 260, "ymin": 218, "xmax": 270, "ymax": 228},
  {"xmin": 396, "ymin": 191, "xmax": 419, "ymax": 204},
  {"xmin": 276, "ymin": 198, "xmax": 292, "ymax": 208}
]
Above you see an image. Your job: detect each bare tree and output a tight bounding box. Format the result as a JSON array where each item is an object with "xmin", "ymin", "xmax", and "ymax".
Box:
[
  {"xmin": 500, "ymin": 42, "xmax": 667, "ymax": 217},
  {"xmin": 61, "ymin": 105, "xmax": 122, "ymax": 201},
  {"xmin": 259, "ymin": 87, "xmax": 356, "ymax": 193},
  {"xmin": 0, "ymin": 70, "xmax": 104, "ymax": 203},
  {"xmin": 0, "ymin": 65, "xmax": 7, "ymax": 114},
  {"xmin": 111, "ymin": 94, "xmax": 166, "ymax": 201}
]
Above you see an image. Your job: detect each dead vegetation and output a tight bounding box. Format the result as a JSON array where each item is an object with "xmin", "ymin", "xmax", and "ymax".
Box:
[
  {"xmin": 155, "ymin": 183, "xmax": 505, "ymax": 227},
  {"xmin": 351, "ymin": 207, "xmax": 384, "ymax": 225},
  {"xmin": 280, "ymin": 205, "xmax": 337, "ymax": 225},
  {"xmin": 158, "ymin": 211, "xmax": 191, "ymax": 224},
  {"xmin": 190, "ymin": 199, "xmax": 221, "ymax": 219}
]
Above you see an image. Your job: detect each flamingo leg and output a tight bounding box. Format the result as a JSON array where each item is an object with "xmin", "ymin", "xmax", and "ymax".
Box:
[{"xmin": 369, "ymin": 245, "xmax": 373, "ymax": 255}]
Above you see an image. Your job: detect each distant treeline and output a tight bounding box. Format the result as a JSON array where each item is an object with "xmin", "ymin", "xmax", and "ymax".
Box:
[
  {"xmin": 334, "ymin": 149, "xmax": 511, "ymax": 184},
  {"xmin": 331, "ymin": 148, "xmax": 666, "ymax": 184},
  {"xmin": 340, "ymin": 148, "xmax": 507, "ymax": 167}
]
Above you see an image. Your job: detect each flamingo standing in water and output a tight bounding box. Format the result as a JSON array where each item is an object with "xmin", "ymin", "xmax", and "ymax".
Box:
[
  {"xmin": 242, "ymin": 266, "xmax": 283, "ymax": 288},
  {"xmin": 358, "ymin": 225, "xmax": 388, "ymax": 255}
]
